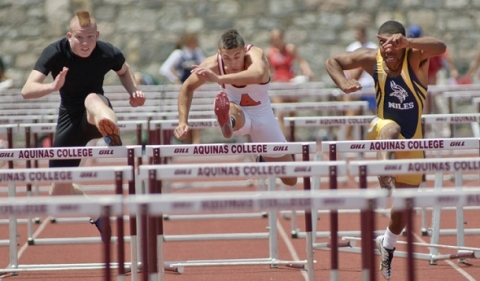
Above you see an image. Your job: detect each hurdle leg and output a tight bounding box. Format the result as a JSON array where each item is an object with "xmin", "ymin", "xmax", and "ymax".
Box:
[
  {"xmin": 135, "ymin": 175, "xmax": 146, "ymax": 276},
  {"xmin": 157, "ymin": 220, "xmax": 165, "ymax": 280},
  {"xmin": 8, "ymin": 182, "xmax": 18, "ymax": 272},
  {"xmin": 454, "ymin": 171, "xmax": 467, "ymax": 263},
  {"xmin": 310, "ymin": 153, "xmax": 322, "ymax": 239},
  {"xmin": 102, "ymin": 206, "xmax": 112, "ymax": 281},
  {"xmin": 429, "ymin": 172, "xmax": 443, "ymax": 264},
  {"xmin": 419, "ymin": 178, "xmax": 428, "ymax": 236},
  {"xmin": 267, "ymin": 176, "xmax": 279, "ymax": 266}
]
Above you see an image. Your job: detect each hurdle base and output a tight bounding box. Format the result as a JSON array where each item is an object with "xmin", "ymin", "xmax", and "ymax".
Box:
[
  {"xmin": 335, "ymin": 246, "xmax": 478, "ymax": 265},
  {"xmin": 168, "ymin": 258, "xmax": 311, "ymax": 268},
  {"xmin": 133, "ymin": 262, "xmax": 184, "ymax": 274},
  {"xmin": 427, "ymin": 228, "xmax": 480, "ymax": 236},
  {"xmin": 294, "ymin": 229, "xmax": 385, "ymax": 239},
  {"xmin": 421, "ymin": 228, "xmax": 429, "ymax": 236}
]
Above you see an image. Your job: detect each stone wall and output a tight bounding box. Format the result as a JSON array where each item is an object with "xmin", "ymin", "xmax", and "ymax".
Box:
[{"xmin": 1, "ymin": 0, "xmax": 480, "ymax": 88}]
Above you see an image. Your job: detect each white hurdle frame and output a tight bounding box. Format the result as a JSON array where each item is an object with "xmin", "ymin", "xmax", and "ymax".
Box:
[
  {"xmin": 346, "ymin": 150, "xmax": 480, "ymax": 265},
  {"xmin": 143, "ymin": 142, "xmax": 316, "ymax": 238},
  {"xmin": 136, "ymin": 160, "xmax": 347, "ymax": 281},
  {"xmin": 149, "ymin": 101, "xmax": 368, "ymax": 145},
  {"xmin": 322, "ymin": 137, "xmax": 480, "ymax": 239},
  {"xmin": 3, "ymin": 185, "xmax": 479, "ymax": 281},
  {"xmin": 0, "ymin": 166, "xmax": 130, "ymax": 280},
  {"xmin": 285, "ymin": 113, "xmax": 480, "ymax": 145},
  {"xmin": 0, "ymin": 145, "xmax": 143, "ymax": 281}
]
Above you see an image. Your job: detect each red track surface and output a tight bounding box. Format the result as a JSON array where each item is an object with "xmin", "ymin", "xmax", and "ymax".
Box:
[{"xmin": 1, "ymin": 155, "xmax": 480, "ymax": 281}]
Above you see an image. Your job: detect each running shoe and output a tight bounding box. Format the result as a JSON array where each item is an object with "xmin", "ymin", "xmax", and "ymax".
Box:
[
  {"xmin": 378, "ymin": 176, "xmax": 395, "ymax": 196},
  {"xmin": 376, "ymin": 236, "xmax": 395, "ymax": 280},
  {"xmin": 256, "ymin": 155, "xmax": 265, "ymax": 162},
  {"xmin": 90, "ymin": 216, "xmax": 111, "ymax": 243},
  {"xmin": 98, "ymin": 118, "xmax": 122, "ymax": 146},
  {"xmin": 214, "ymin": 91, "xmax": 233, "ymax": 138}
]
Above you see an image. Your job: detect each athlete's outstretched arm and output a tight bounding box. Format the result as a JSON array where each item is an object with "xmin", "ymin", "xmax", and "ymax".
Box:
[
  {"xmin": 116, "ymin": 62, "xmax": 145, "ymax": 107},
  {"xmin": 379, "ymin": 34, "xmax": 446, "ymax": 61},
  {"xmin": 174, "ymin": 55, "xmax": 217, "ymax": 140},
  {"xmin": 21, "ymin": 68, "xmax": 67, "ymax": 99},
  {"xmin": 325, "ymin": 48, "xmax": 376, "ymax": 94},
  {"xmin": 192, "ymin": 46, "xmax": 268, "ymax": 85}
]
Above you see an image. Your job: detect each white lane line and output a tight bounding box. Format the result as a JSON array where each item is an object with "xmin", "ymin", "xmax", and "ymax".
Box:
[
  {"xmin": 277, "ymin": 219, "xmax": 309, "ymax": 281},
  {"xmin": 413, "ymin": 232, "xmax": 477, "ymax": 281},
  {"xmin": 0, "ymin": 218, "xmax": 49, "ymax": 280},
  {"xmin": 17, "ymin": 218, "xmax": 50, "ymax": 257}
]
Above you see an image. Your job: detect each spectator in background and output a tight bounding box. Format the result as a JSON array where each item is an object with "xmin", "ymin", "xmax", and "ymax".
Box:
[
  {"xmin": 267, "ymin": 29, "xmax": 314, "ymax": 139},
  {"xmin": 134, "ymin": 71, "xmax": 160, "ymax": 86},
  {"xmin": 463, "ymin": 50, "xmax": 480, "ymax": 83},
  {"xmin": 160, "ymin": 32, "xmax": 205, "ymax": 144},
  {"xmin": 0, "ymin": 56, "xmax": 12, "ymax": 153},
  {"xmin": 408, "ymin": 25, "xmax": 458, "ymax": 85},
  {"xmin": 0, "ymin": 56, "xmax": 13, "ymax": 90},
  {"xmin": 159, "ymin": 32, "xmax": 205, "ymax": 84}
]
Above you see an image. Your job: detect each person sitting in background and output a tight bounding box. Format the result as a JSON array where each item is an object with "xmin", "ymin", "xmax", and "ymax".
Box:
[
  {"xmin": 160, "ymin": 32, "xmax": 205, "ymax": 144},
  {"xmin": 462, "ymin": 49, "xmax": 480, "ymax": 83},
  {"xmin": 159, "ymin": 32, "xmax": 206, "ymax": 84},
  {"xmin": 0, "ymin": 56, "xmax": 13, "ymax": 90},
  {"xmin": 0, "ymin": 56, "xmax": 13, "ymax": 152},
  {"xmin": 267, "ymin": 29, "xmax": 314, "ymax": 139}
]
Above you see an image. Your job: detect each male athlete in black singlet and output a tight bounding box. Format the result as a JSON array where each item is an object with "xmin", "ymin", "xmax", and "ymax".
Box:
[
  {"xmin": 325, "ymin": 21, "xmax": 446, "ymax": 280},
  {"xmin": 21, "ymin": 11, "xmax": 145, "ymax": 241}
]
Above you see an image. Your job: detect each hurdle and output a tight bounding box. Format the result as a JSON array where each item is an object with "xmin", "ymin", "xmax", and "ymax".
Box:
[
  {"xmin": 0, "ymin": 145, "xmax": 144, "ymax": 280},
  {"xmin": 144, "ymin": 141, "xmax": 316, "ymax": 220},
  {"xmin": 136, "ymin": 160, "xmax": 347, "ymax": 281},
  {"xmin": 0, "ymin": 166, "xmax": 129, "ymax": 280},
  {"xmin": 284, "ymin": 113, "xmax": 480, "ymax": 146},
  {"xmin": 321, "ymin": 136, "xmax": 480, "ymax": 233},
  {"xmin": 349, "ymin": 157, "xmax": 480, "ymax": 265}
]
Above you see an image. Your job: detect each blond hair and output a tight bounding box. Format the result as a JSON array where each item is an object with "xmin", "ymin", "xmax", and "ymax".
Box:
[{"xmin": 70, "ymin": 11, "xmax": 97, "ymax": 29}]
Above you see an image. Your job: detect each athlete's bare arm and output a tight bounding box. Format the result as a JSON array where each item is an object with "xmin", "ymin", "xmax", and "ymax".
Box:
[
  {"xmin": 193, "ymin": 46, "xmax": 269, "ymax": 86},
  {"xmin": 174, "ymin": 55, "xmax": 218, "ymax": 140},
  {"xmin": 116, "ymin": 62, "xmax": 145, "ymax": 107},
  {"xmin": 325, "ymin": 48, "xmax": 377, "ymax": 94},
  {"xmin": 21, "ymin": 68, "xmax": 68, "ymax": 99}
]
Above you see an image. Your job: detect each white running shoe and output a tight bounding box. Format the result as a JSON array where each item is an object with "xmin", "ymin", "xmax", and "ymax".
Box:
[
  {"xmin": 378, "ymin": 176, "xmax": 395, "ymax": 196},
  {"xmin": 376, "ymin": 236, "xmax": 395, "ymax": 280}
]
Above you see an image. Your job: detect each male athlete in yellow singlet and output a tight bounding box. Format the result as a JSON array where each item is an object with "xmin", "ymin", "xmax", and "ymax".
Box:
[{"xmin": 325, "ymin": 21, "xmax": 446, "ymax": 280}]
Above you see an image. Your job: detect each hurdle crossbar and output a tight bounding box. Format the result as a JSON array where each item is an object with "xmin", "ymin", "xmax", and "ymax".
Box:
[{"xmin": 0, "ymin": 146, "xmax": 142, "ymax": 280}]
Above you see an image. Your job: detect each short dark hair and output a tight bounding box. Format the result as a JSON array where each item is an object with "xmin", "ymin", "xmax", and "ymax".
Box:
[
  {"xmin": 378, "ymin": 21, "xmax": 405, "ymax": 36},
  {"xmin": 218, "ymin": 29, "xmax": 245, "ymax": 50}
]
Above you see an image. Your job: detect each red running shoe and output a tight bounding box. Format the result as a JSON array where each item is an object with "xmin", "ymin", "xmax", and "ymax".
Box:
[
  {"xmin": 214, "ymin": 91, "xmax": 233, "ymax": 138},
  {"xmin": 98, "ymin": 118, "xmax": 122, "ymax": 146}
]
